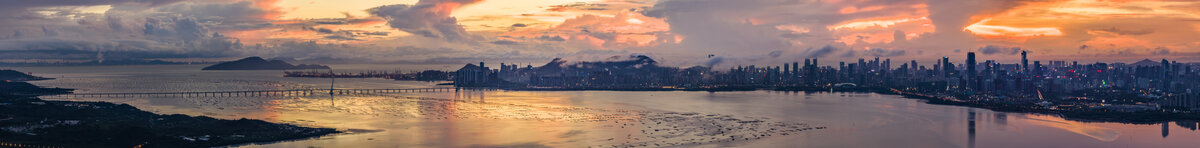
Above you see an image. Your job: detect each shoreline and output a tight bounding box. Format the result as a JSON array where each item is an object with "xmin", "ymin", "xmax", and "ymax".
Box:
[
  {"xmin": 467, "ymin": 86, "xmax": 1200, "ymax": 124},
  {"xmin": 0, "ymin": 81, "xmax": 341, "ymax": 148}
]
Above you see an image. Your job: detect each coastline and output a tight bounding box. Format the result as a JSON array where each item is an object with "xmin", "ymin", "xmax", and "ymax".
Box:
[
  {"xmin": 0, "ymin": 81, "xmax": 341, "ymax": 147},
  {"xmin": 469, "ymin": 85, "xmax": 1200, "ymax": 124}
]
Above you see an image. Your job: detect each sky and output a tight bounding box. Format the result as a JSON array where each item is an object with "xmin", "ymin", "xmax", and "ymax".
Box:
[{"xmin": 1, "ymin": 0, "xmax": 1199, "ymax": 67}]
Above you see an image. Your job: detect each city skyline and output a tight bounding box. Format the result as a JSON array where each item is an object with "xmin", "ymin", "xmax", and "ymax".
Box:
[
  {"xmin": 2, "ymin": 0, "xmax": 1200, "ymax": 67},
  {"xmin": 449, "ymin": 51, "xmax": 1199, "ymax": 118},
  {"xmin": 6, "ymin": 1, "xmax": 1200, "ymax": 147}
]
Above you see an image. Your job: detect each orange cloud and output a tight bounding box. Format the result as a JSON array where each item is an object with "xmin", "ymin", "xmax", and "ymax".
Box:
[
  {"xmin": 829, "ymin": 17, "xmax": 929, "ymax": 30},
  {"xmin": 826, "ymin": 15, "xmax": 935, "ymax": 45},
  {"xmin": 254, "ymin": 0, "xmax": 286, "ymax": 20},
  {"xmin": 502, "ymin": 11, "xmax": 672, "ymax": 49},
  {"xmin": 838, "ymin": 6, "xmax": 886, "ymax": 14},
  {"xmin": 775, "ymin": 25, "xmax": 810, "ymax": 33},
  {"xmin": 964, "ymin": 19, "xmax": 1062, "ymax": 38}
]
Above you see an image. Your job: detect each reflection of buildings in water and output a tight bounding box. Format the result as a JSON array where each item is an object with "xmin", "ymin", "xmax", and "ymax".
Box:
[
  {"xmin": 968, "ymin": 109, "xmax": 976, "ymax": 148},
  {"xmin": 1162, "ymin": 122, "xmax": 1169, "ymax": 138},
  {"xmin": 454, "ymin": 89, "xmax": 487, "ymax": 103},
  {"xmin": 993, "ymin": 113, "xmax": 1007, "ymax": 131},
  {"xmin": 1174, "ymin": 121, "xmax": 1198, "ymax": 131}
]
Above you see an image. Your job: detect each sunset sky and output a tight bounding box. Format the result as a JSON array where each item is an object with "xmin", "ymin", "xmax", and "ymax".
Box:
[{"xmin": 2, "ymin": 0, "xmax": 1199, "ymax": 67}]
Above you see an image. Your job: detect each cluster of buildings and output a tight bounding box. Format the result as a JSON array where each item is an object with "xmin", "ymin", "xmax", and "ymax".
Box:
[
  {"xmin": 454, "ymin": 53, "xmax": 1200, "ymax": 111},
  {"xmin": 454, "ymin": 55, "xmax": 702, "ymax": 88}
]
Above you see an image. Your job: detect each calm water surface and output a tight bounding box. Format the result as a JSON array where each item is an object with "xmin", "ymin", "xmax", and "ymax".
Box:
[{"xmin": 8, "ymin": 65, "xmax": 1199, "ymax": 148}]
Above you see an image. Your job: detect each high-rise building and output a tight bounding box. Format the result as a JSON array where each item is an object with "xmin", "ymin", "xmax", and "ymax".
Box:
[
  {"xmin": 911, "ymin": 60, "xmax": 918, "ymax": 72},
  {"xmin": 884, "ymin": 59, "xmax": 891, "ymax": 73},
  {"xmin": 1021, "ymin": 51, "xmax": 1029, "ymax": 73},
  {"xmin": 858, "ymin": 58, "xmax": 866, "ymax": 70},
  {"xmin": 812, "ymin": 58, "xmax": 819, "ymax": 69},
  {"xmin": 1033, "ymin": 61, "xmax": 1042, "ymax": 77},
  {"xmin": 936, "ymin": 59, "xmax": 943, "ymax": 75},
  {"xmin": 792, "ymin": 62, "xmax": 800, "ymax": 79},
  {"xmin": 839, "ymin": 62, "xmax": 846, "ymax": 74},
  {"xmin": 783, "ymin": 63, "xmax": 790, "ymax": 79},
  {"xmin": 775, "ymin": 66, "xmax": 782, "ymax": 84},
  {"xmin": 1163, "ymin": 59, "xmax": 1172, "ymax": 90},
  {"xmin": 943, "ymin": 57, "xmax": 952, "ymax": 77},
  {"xmin": 967, "ymin": 52, "xmax": 977, "ymax": 90}
]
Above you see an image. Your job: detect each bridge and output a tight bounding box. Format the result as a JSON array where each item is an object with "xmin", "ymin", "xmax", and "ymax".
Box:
[{"xmin": 53, "ymin": 87, "xmax": 490, "ymax": 98}]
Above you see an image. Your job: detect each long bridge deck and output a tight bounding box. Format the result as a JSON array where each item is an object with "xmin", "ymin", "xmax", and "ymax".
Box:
[{"xmin": 53, "ymin": 87, "xmax": 491, "ymax": 98}]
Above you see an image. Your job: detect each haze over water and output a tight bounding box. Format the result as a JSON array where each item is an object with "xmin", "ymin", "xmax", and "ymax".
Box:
[{"xmin": 10, "ymin": 65, "xmax": 1200, "ymax": 148}]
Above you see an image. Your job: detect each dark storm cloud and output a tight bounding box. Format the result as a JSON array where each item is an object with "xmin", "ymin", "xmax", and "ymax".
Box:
[
  {"xmin": 768, "ymin": 50, "xmax": 783, "ymax": 58},
  {"xmin": 977, "ymin": 45, "xmax": 1021, "ymax": 55},
  {"xmin": 0, "ymin": 37, "xmax": 238, "ymax": 60},
  {"xmin": 704, "ymin": 56, "xmax": 725, "ymax": 67},
  {"xmin": 324, "ymin": 35, "xmax": 361, "ymax": 41},
  {"xmin": 106, "ymin": 16, "xmax": 125, "ymax": 31},
  {"xmin": 367, "ymin": 0, "xmax": 483, "ymax": 42},
  {"xmin": 0, "ymin": 0, "xmax": 185, "ymax": 25},
  {"xmin": 536, "ymin": 35, "xmax": 566, "ymax": 41},
  {"xmin": 643, "ymin": 0, "xmax": 796, "ymax": 56},
  {"xmin": 155, "ymin": 1, "xmax": 280, "ymax": 23},
  {"xmin": 806, "ymin": 45, "xmax": 839, "ymax": 58},
  {"xmin": 865, "ymin": 48, "xmax": 907, "ymax": 57},
  {"xmin": 838, "ymin": 48, "xmax": 906, "ymax": 58},
  {"xmin": 0, "ymin": 9, "xmax": 245, "ymax": 60},
  {"xmin": 547, "ymin": 2, "xmax": 610, "ymax": 12},
  {"xmin": 839, "ymin": 47, "xmax": 907, "ymax": 57},
  {"xmin": 1152, "ymin": 46, "xmax": 1171, "ymax": 55},
  {"xmin": 0, "ymin": 0, "xmax": 185, "ymax": 8},
  {"xmin": 54, "ymin": 1, "xmax": 269, "ymax": 59},
  {"xmin": 298, "ymin": 26, "xmax": 389, "ymax": 41},
  {"xmin": 1090, "ymin": 27, "xmax": 1154, "ymax": 35},
  {"xmin": 143, "ymin": 17, "xmax": 212, "ymax": 41},
  {"xmin": 41, "ymin": 26, "xmax": 59, "ymax": 36},
  {"xmin": 491, "ymin": 40, "xmax": 519, "ymax": 45}
]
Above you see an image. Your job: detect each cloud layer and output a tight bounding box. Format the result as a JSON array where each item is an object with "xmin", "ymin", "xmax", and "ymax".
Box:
[{"xmin": 1, "ymin": 0, "xmax": 1198, "ymax": 67}]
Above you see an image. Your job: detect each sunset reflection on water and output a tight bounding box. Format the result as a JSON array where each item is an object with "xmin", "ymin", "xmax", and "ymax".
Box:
[{"xmin": 16, "ymin": 65, "xmax": 1200, "ymax": 148}]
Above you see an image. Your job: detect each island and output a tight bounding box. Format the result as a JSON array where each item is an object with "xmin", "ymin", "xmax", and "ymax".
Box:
[
  {"xmin": 201, "ymin": 57, "xmax": 330, "ymax": 70},
  {"xmin": 0, "ymin": 70, "xmax": 339, "ymax": 147}
]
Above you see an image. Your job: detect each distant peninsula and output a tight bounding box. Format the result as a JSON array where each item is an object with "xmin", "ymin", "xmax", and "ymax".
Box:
[
  {"xmin": 202, "ymin": 57, "xmax": 330, "ymax": 70},
  {"xmin": 0, "ymin": 69, "xmax": 52, "ymax": 81}
]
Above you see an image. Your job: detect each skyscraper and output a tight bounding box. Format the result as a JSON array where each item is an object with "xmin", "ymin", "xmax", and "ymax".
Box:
[
  {"xmin": 1163, "ymin": 59, "xmax": 1171, "ymax": 90},
  {"xmin": 1033, "ymin": 61, "xmax": 1042, "ymax": 77},
  {"xmin": 783, "ymin": 63, "xmax": 790, "ymax": 80},
  {"xmin": 943, "ymin": 57, "xmax": 952, "ymax": 77},
  {"xmin": 884, "ymin": 59, "xmax": 891, "ymax": 73},
  {"xmin": 792, "ymin": 62, "xmax": 800, "ymax": 79},
  {"xmin": 911, "ymin": 60, "xmax": 918, "ymax": 72},
  {"xmin": 967, "ymin": 52, "xmax": 977, "ymax": 90},
  {"xmin": 1021, "ymin": 51, "xmax": 1029, "ymax": 73},
  {"xmin": 812, "ymin": 58, "xmax": 818, "ymax": 69}
]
